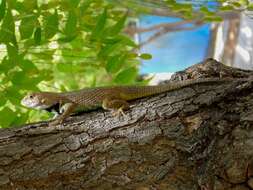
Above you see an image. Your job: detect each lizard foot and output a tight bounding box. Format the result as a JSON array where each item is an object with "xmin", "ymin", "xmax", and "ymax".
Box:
[
  {"xmin": 102, "ymin": 97, "xmax": 129, "ymax": 117},
  {"xmin": 112, "ymin": 107, "xmax": 126, "ymax": 117}
]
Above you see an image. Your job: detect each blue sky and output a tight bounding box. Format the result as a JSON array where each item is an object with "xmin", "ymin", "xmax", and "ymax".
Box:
[{"xmin": 139, "ymin": 15, "xmax": 211, "ymax": 73}]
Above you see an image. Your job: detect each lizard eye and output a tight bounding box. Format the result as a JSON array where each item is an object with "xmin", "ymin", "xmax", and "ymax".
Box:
[{"xmin": 29, "ymin": 95, "xmax": 34, "ymax": 99}]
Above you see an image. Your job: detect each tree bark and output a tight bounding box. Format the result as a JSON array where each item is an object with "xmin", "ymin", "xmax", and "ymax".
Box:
[{"xmin": 1, "ymin": 59, "xmax": 253, "ymax": 190}]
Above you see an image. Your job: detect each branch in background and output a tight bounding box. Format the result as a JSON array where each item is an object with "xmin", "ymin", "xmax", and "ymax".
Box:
[
  {"xmin": 124, "ymin": 19, "xmax": 198, "ymax": 35},
  {"xmin": 149, "ymin": 8, "xmax": 241, "ymax": 20},
  {"xmin": 135, "ymin": 20, "xmax": 204, "ymax": 47}
]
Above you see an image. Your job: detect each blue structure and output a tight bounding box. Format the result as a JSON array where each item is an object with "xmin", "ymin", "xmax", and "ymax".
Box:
[{"xmin": 139, "ymin": 15, "xmax": 211, "ymax": 74}]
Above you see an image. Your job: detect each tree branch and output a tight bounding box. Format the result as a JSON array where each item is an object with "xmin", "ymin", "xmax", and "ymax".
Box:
[
  {"xmin": 138, "ymin": 21, "xmax": 204, "ymax": 47},
  {"xmin": 1, "ymin": 59, "xmax": 253, "ymax": 190},
  {"xmin": 124, "ymin": 19, "xmax": 199, "ymax": 34}
]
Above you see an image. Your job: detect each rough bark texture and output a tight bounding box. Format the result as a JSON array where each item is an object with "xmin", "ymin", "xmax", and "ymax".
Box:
[{"xmin": 1, "ymin": 59, "xmax": 253, "ymax": 190}]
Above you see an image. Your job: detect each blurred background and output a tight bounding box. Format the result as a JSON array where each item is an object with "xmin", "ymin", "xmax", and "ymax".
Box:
[
  {"xmin": 0, "ymin": 0, "xmax": 252, "ymax": 127},
  {"xmin": 123, "ymin": 0, "xmax": 253, "ymax": 83}
]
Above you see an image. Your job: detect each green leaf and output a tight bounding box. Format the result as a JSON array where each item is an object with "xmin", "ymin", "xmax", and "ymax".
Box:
[
  {"xmin": 19, "ymin": 15, "xmax": 37, "ymax": 39},
  {"xmin": 13, "ymin": 1, "xmax": 24, "ymax": 12},
  {"xmin": 59, "ymin": 0, "xmax": 69, "ymax": 10},
  {"xmin": 0, "ymin": 56, "xmax": 13, "ymax": 72},
  {"xmin": 114, "ymin": 67, "xmax": 138, "ymax": 84},
  {"xmin": 174, "ymin": 3, "xmax": 192, "ymax": 12},
  {"xmin": 99, "ymin": 35, "xmax": 136, "ymax": 58},
  {"xmin": 11, "ymin": 71, "xmax": 42, "ymax": 89},
  {"xmin": 0, "ymin": 0, "xmax": 6, "ymax": 22},
  {"xmin": 79, "ymin": 0, "xmax": 92, "ymax": 15},
  {"xmin": 20, "ymin": 59, "xmax": 38, "ymax": 73},
  {"xmin": 64, "ymin": 10, "xmax": 77, "ymax": 36},
  {"xmin": 220, "ymin": 5, "xmax": 233, "ymax": 11},
  {"xmin": 164, "ymin": 0, "xmax": 176, "ymax": 5},
  {"xmin": 57, "ymin": 35, "xmax": 77, "ymax": 42},
  {"xmin": 57, "ymin": 62, "xmax": 84, "ymax": 73},
  {"xmin": 98, "ymin": 42, "xmax": 122, "ymax": 57},
  {"xmin": 127, "ymin": 53, "xmax": 138, "ymax": 59},
  {"xmin": 200, "ymin": 6, "xmax": 209, "ymax": 13},
  {"xmin": 70, "ymin": 0, "xmax": 79, "ymax": 8},
  {"xmin": 102, "ymin": 37, "xmax": 123, "ymax": 45},
  {"xmin": 60, "ymin": 0, "xmax": 79, "ymax": 10},
  {"xmin": 39, "ymin": 70, "xmax": 53, "ymax": 81},
  {"xmin": 11, "ymin": 113, "xmax": 29, "ymax": 126},
  {"xmin": 116, "ymin": 34, "xmax": 137, "ymax": 47},
  {"xmin": 0, "ymin": 92, "xmax": 7, "ymax": 107},
  {"xmin": 199, "ymin": 6, "xmax": 215, "ymax": 17},
  {"xmin": 0, "ymin": 107, "xmax": 16, "ymax": 128},
  {"xmin": 11, "ymin": 71, "xmax": 27, "ymax": 86},
  {"xmin": 247, "ymin": 3, "xmax": 253, "ymax": 10},
  {"xmin": 109, "ymin": 12, "xmax": 127, "ymax": 35},
  {"xmin": 139, "ymin": 53, "xmax": 152, "ymax": 60},
  {"xmin": 204, "ymin": 16, "xmax": 222, "ymax": 22},
  {"xmin": 6, "ymin": 0, "xmax": 17, "ymax": 10},
  {"xmin": 23, "ymin": 0, "xmax": 37, "ymax": 11},
  {"xmin": 92, "ymin": 9, "xmax": 107, "ymax": 39},
  {"xmin": 7, "ymin": 43, "xmax": 18, "ymax": 62},
  {"xmin": 5, "ymin": 86, "xmax": 22, "ymax": 105},
  {"xmin": 0, "ymin": 8, "xmax": 16, "ymax": 45},
  {"xmin": 30, "ymin": 50, "xmax": 55, "ymax": 60},
  {"xmin": 232, "ymin": 2, "xmax": 242, "ymax": 7},
  {"xmin": 34, "ymin": 27, "xmax": 41, "ymax": 44},
  {"xmin": 106, "ymin": 54, "xmax": 126, "ymax": 74},
  {"xmin": 56, "ymin": 63, "xmax": 73, "ymax": 73},
  {"xmin": 44, "ymin": 10, "xmax": 58, "ymax": 39},
  {"xmin": 40, "ymin": 1, "xmax": 58, "ymax": 10}
]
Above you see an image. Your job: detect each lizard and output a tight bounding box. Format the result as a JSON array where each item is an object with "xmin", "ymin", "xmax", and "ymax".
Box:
[{"xmin": 21, "ymin": 77, "xmax": 236, "ymax": 126}]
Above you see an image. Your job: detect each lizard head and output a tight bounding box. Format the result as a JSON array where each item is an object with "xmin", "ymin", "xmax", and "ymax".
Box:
[{"xmin": 21, "ymin": 92, "xmax": 60, "ymax": 110}]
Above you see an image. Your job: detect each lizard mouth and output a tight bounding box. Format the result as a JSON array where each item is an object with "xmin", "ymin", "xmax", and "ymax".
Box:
[{"xmin": 21, "ymin": 98, "xmax": 30, "ymax": 107}]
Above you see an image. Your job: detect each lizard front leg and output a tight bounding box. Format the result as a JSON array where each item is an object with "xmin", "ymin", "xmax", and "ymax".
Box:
[
  {"xmin": 102, "ymin": 97, "xmax": 130, "ymax": 116},
  {"xmin": 49, "ymin": 102, "xmax": 76, "ymax": 126}
]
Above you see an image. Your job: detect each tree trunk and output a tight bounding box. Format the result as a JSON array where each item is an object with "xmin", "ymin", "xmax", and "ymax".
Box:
[
  {"xmin": 221, "ymin": 14, "xmax": 241, "ymax": 66},
  {"xmin": 1, "ymin": 59, "xmax": 253, "ymax": 190}
]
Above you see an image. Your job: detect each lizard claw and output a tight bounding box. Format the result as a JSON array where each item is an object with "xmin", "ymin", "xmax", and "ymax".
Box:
[{"xmin": 112, "ymin": 107, "xmax": 126, "ymax": 117}]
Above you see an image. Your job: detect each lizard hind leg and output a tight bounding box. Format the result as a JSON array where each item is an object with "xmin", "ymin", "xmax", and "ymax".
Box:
[{"xmin": 102, "ymin": 97, "xmax": 130, "ymax": 117}]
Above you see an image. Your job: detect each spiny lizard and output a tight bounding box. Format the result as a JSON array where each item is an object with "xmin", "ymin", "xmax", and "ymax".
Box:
[{"xmin": 21, "ymin": 78, "xmax": 236, "ymax": 126}]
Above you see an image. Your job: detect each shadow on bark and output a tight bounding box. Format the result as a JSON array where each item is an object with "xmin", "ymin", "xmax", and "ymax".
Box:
[{"xmin": 1, "ymin": 58, "xmax": 253, "ymax": 190}]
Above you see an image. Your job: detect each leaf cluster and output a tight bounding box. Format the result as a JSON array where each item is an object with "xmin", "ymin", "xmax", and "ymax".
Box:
[{"xmin": 0, "ymin": 0, "xmax": 151, "ymax": 127}]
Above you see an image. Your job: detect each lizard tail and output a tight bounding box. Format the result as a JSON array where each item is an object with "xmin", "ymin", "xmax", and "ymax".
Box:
[{"xmin": 121, "ymin": 78, "xmax": 230, "ymax": 100}]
